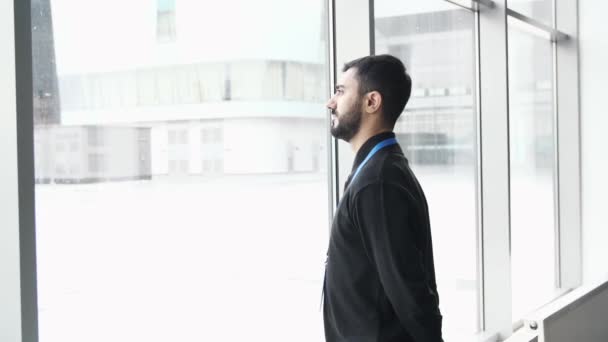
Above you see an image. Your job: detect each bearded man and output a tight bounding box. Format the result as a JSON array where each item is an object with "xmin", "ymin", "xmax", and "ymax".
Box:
[{"xmin": 322, "ymin": 54, "xmax": 444, "ymax": 342}]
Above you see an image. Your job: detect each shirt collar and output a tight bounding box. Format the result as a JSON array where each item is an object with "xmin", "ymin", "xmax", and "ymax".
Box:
[{"xmin": 351, "ymin": 131, "xmax": 396, "ymax": 173}]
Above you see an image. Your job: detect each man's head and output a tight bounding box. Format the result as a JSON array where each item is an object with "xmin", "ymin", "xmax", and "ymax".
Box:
[{"xmin": 326, "ymin": 54, "xmax": 412, "ymax": 141}]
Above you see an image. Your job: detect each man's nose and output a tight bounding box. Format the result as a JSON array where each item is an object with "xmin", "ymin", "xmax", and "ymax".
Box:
[{"xmin": 326, "ymin": 97, "xmax": 336, "ymax": 110}]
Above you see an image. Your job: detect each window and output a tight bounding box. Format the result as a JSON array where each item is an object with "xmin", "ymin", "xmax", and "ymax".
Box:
[
  {"xmin": 88, "ymin": 127, "xmax": 104, "ymax": 147},
  {"xmin": 56, "ymin": 62, "xmax": 329, "ymax": 109},
  {"xmin": 54, "ymin": 165, "xmax": 65, "ymax": 175},
  {"xmin": 214, "ymin": 159, "xmax": 223, "ymax": 173},
  {"xmin": 374, "ymin": 1, "xmax": 480, "ymax": 339},
  {"xmin": 87, "ymin": 153, "xmax": 106, "ymax": 173},
  {"xmin": 508, "ymin": 15, "xmax": 559, "ymax": 321},
  {"xmin": 32, "ymin": 0, "xmax": 330, "ymax": 341},
  {"xmin": 223, "ymin": 64, "xmax": 232, "ymax": 101},
  {"xmin": 212, "ymin": 127, "xmax": 222, "ymax": 142},
  {"xmin": 202, "ymin": 159, "xmax": 211, "ymax": 172},
  {"xmin": 168, "ymin": 130, "xmax": 176, "ymax": 144},
  {"xmin": 20, "ymin": 0, "xmax": 580, "ymax": 341},
  {"xmin": 201, "ymin": 128, "xmax": 208, "ymax": 143},
  {"xmin": 177, "ymin": 130, "xmax": 188, "ymax": 144}
]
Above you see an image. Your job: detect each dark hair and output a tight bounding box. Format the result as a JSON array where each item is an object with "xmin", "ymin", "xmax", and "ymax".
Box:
[{"xmin": 343, "ymin": 54, "xmax": 412, "ymax": 127}]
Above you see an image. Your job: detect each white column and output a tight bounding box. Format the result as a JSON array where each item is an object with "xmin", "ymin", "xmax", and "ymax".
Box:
[
  {"xmin": 0, "ymin": 1, "xmax": 23, "ymax": 341},
  {"xmin": 580, "ymin": 1, "xmax": 608, "ymax": 284},
  {"xmin": 478, "ymin": 0, "xmax": 513, "ymax": 337}
]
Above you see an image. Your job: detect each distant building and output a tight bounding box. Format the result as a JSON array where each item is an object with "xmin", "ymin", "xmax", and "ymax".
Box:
[
  {"xmin": 376, "ymin": 10, "xmax": 477, "ymax": 165},
  {"xmin": 34, "ymin": 0, "xmax": 329, "ymax": 183},
  {"xmin": 34, "ymin": 125, "xmax": 151, "ymax": 183}
]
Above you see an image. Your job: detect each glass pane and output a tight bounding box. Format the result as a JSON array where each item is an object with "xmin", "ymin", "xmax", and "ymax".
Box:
[
  {"xmin": 508, "ymin": 0, "xmax": 554, "ymax": 27},
  {"xmin": 508, "ymin": 18, "xmax": 559, "ymax": 321},
  {"xmin": 375, "ymin": 1, "xmax": 480, "ymax": 339},
  {"xmin": 32, "ymin": 0, "xmax": 330, "ymax": 341}
]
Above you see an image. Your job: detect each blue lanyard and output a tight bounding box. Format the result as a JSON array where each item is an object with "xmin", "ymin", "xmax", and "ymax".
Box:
[{"xmin": 350, "ymin": 137, "xmax": 398, "ymax": 184}]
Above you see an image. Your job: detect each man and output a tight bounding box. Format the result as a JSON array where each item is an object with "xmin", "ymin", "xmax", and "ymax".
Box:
[{"xmin": 323, "ymin": 55, "xmax": 443, "ymax": 342}]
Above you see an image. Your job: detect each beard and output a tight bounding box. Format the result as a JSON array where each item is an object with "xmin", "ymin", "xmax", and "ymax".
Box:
[{"xmin": 330, "ymin": 99, "xmax": 363, "ymax": 142}]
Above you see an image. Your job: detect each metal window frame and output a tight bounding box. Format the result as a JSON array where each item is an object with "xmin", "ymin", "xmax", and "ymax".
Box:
[
  {"xmin": 506, "ymin": 8, "xmax": 569, "ymax": 42},
  {"xmin": 554, "ymin": 0, "xmax": 582, "ymax": 291},
  {"xmin": 327, "ymin": 0, "xmax": 339, "ymax": 221},
  {"xmin": 446, "ymin": 0, "xmax": 496, "ymax": 12},
  {"xmin": 332, "ymin": 0, "xmax": 373, "ymax": 203}
]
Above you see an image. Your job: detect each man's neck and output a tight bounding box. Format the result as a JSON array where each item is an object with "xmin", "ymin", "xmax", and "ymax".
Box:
[{"xmin": 349, "ymin": 127, "xmax": 393, "ymax": 154}]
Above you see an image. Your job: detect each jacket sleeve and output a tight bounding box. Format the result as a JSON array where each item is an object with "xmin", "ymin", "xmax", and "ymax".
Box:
[{"xmin": 352, "ymin": 181, "xmax": 443, "ymax": 342}]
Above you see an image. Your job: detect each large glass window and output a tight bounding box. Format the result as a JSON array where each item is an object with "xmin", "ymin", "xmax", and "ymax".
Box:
[
  {"xmin": 33, "ymin": 0, "xmax": 330, "ymax": 341},
  {"xmin": 374, "ymin": 1, "xmax": 480, "ymax": 340},
  {"xmin": 19, "ymin": 0, "xmax": 581, "ymax": 340},
  {"xmin": 508, "ymin": 17, "xmax": 559, "ymax": 321}
]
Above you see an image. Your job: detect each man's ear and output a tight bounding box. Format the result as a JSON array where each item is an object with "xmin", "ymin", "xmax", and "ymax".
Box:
[{"xmin": 365, "ymin": 91, "xmax": 382, "ymax": 114}]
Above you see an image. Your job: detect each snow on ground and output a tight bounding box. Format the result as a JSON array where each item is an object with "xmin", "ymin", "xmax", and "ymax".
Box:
[{"xmin": 35, "ymin": 167, "xmax": 554, "ymax": 341}]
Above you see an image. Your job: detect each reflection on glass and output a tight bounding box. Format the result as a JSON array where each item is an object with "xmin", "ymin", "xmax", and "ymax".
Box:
[
  {"xmin": 508, "ymin": 0, "xmax": 554, "ymax": 27},
  {"xmin": 33, "ymin": 0, "xmax": 330, "ymax": 341},
  {"xmin": 375, "ymin": 0, "xmax": 479, "ymax": 339},
  {"xmin": 508, "ymin": 19, "xmax": 558, "ymax": 321}
]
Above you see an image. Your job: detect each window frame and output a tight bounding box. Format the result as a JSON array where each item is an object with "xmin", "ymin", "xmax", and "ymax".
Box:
[{"xmin": 4, "ymin": 0, "xmax": 40, "ymax": 341}]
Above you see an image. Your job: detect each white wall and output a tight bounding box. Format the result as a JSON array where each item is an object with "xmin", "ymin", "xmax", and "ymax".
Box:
[
  {"xmin": 100, "ymin": 127, "xmax": 142, "ymax": 179},
  {"xmin": 151, "ymin": 125, "xmax": 170, "ymax": 175},
  {"xmin": 0, "ymin": 1, "xmax": 22, "ymax": 341},
  {"xmin": 580, "ymin": 1, "xmax": 608, "ymax": 284},
  {"xmin": 224, "ymin": 118, "xmax": 286, "ymax": 174}
]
